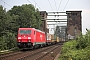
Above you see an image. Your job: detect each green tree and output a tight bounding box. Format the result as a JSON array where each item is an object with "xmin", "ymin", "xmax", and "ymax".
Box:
[
  {"xmin": 0, "ymin": 5, "xmax": 17, "ymax": 50},
  {"xmin": 0, "ymin": 4, "xmax": 42, "ymax": 50},
  {"xmin": 5, "ymin": 32, "xmax": 17, "ymax": 49},
  {"xmin": 0, "ymin": 36, "xmax": 7, "ymax": 50},
  {"xmin": 34, "ymin": 8, "xmax": 42, "ymax": 29},
  {"xmin": 0, "ymin": 5, "xmax": 7, "ymax": 37},
  {"xmin": 8, "ymin": 4, "xmax": 42, "ymax": 30},
  {"xmin": 0, "ymin": 5, "xmax": 13, "ymax": 36}
]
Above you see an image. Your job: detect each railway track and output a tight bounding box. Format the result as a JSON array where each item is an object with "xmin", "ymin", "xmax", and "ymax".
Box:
[
  {"xmin": 0, "ymin": 42, "xmax": 64, "ymax": 60},
  {"xmin": 18, "ymin": 43, "xmax": 62, "ymax": 60},
  {"xmin": 0, "ymin": 51, "xmax": 24, "ymax": 60},
  {"xmin": 34, "ymin": 45, "xmax": 61, "ymax": 60},
  {"xmin": 17, "ymin": 45, "xmax": 57, "ymax": 60},
  {"xmin": 0, "ymin": 45, "xmax": 56, "ymax": 60}
]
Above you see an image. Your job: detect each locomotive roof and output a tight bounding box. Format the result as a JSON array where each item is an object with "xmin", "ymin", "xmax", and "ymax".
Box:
[
  {"xmin": 19, "ymin": 28, "xmax": 35, "ymax": 29},
  {"xmin": 36, "ymin": 29, "xmax": 45, "ymax": 33},
  {"xmin": 19, "ymin": 28, "xmax": 45, "ymax": 33}
]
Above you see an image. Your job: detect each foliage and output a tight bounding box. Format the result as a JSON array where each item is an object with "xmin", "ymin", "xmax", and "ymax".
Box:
[
  {"xmin": 61, "ymin": 40, "xmax": 77, "ymax": 53},
  {"xmin": 8, "ymin": 4, "xmax": 42, "ymax": 29},
  {"xmin": 0, "ymin": 32, "xmax": 16, "ymax": 50},
  {"xmin": 0, "ymin": 5, "xmax": 7, "ymax": 37},
  {"xmin": 76, "ymin": 31, "xmax": 90, "ymax": 49},
  {"xmin": 0, "ymin": 4, "xmax": 42, "ymax": 51},
  {"xmin": 59, "ymin": 30, "xmax": 90, "ymax": 60}
]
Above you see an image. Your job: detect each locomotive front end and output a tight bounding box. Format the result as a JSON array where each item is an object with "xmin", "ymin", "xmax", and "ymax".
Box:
[{"xmin": 17, "ymin": 28, "xmax": 32, "ymax": 48}]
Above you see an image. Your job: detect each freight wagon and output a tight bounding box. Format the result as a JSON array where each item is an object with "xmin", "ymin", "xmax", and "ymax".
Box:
[
  {"xmin": 51, "ymin": 34, "xmax": 57, "ymax": 44},
  {"xmin": 51, "ymin": 34, "xmax": 61, "ymax": 43},
  {"xmin": 56, "ymin": 37, "xmax": 60, "ymax": 43},
  {"xmin": 46, "ymin": 33, "xmax": 52, "ymax": 45}
]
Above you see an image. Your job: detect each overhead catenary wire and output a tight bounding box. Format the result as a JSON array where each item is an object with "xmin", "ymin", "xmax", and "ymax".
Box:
[
  {"xmin": 58, "ymin": 0, "xmax": 62, "ymax": 11},
  {"xmin": 27, "ymin": 0, "xmax": 32, "ymax": 4},
  {"xmin": 0, "ymin": 0, "xmax": 11, "ymax": 7},
  {"xmin": 0, "ymin": 0, "xmax": 11, "ymax": 11},
  {"xmin": 63, "ymin": 0, "xmax": 69, "ymax": 11},
  {"xmin": 33, "ymin": 0, "xmax": 41, "ymax": 9},
  {"xmin": 54, "ymin": 0, "xmax": 57, "ymax": 11},
  {"xmin": 47, "ymin": 0, "xmax": 53, "ymax": 11}
]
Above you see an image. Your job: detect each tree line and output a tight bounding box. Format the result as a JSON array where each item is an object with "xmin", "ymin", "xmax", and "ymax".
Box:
[{"xmin": 0, "ymin": 4, "xmax": 42, "ymax": 50}]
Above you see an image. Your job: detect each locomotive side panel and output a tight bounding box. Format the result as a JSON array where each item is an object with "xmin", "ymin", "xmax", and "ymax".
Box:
[{"xmin": 33, "ymin": 29, "xmax": 46, "ymax": 45}]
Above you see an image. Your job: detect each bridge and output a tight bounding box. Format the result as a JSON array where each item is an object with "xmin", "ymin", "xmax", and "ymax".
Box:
[{"xmin": 40, "ymin": 11, "xmax": 82, "ymax": 41}]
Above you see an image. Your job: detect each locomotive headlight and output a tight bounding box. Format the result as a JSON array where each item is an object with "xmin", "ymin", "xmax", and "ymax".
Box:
[
  {"xmin": 18, "ymin": 37, "xmax": 21, "ymax": 39},
  {"xmin": 18, "ymin": 40, "xmax": 21, "ymax": 42},
  {"xmin": 28, "ymin": 37, "xmax": 31, "ymax": 39},
  {"xmin": 28, "ymin": 40, "xmax": 31, "ymax": 42}
]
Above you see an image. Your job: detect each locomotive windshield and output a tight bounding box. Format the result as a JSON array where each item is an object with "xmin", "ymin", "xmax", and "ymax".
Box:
[{"xmin": 20, "ymin": 30, "xmax": 31, "ymax": 34}]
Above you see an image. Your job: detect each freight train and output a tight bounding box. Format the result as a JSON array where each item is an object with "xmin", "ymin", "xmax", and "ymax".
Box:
[{"xmin": 17, "ymin": 28, "xmax": 60, "ymax": 49}]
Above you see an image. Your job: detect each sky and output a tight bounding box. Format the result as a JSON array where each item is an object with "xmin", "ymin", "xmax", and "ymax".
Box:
[{"xmin": 0, "ymin": 0, "xmax": 90, "ymax": 34}]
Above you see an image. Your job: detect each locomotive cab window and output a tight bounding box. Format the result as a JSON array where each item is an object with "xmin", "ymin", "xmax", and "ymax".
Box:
[{"xmin": 20, "ymin": 30, "xmax": 31, "ymax": 34}]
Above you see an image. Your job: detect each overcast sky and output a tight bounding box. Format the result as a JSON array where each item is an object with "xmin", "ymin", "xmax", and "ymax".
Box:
[{"xmin": 0, "ymin": 0, "xmax": 90, "ymax": 34}]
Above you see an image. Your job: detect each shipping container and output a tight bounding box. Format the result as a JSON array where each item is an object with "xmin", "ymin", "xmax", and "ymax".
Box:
[
  {"xmin": 47, "ymin": 33, "xmax": 51, "ymax": 42},
  {"xmin": 51, "ymin": 34, "xmax": 57, "ymax": 44},
  {"xmin": 56, "ymin": 37, "xmax": 60, "ymax": 43}
]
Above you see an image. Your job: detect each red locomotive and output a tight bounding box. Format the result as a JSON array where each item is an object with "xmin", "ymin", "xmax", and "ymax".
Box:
[{"xmin": 17, "ymin": 28, "xmax": 46, "ymax": 49}]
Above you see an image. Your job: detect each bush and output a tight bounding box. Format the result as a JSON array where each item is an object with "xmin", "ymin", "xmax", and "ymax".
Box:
[
  {"xmin": 0, "ymin": 36, "xmax": 7, "ymax": 50},
  {"xmin": 5, "ymin": 32, "xmax": 17, "ymax": 49},
  {"xmin": 0, "ymin": 32, "xmax": 17, "ymax": 50},
  {"xmin": 76, "ymin": 31, "xmax": 90, "ymax": 49},
  {"xmin": 61, "ymin": 40, "xmax": 77, "ymax": 53},
  {"xmin": 59, "ymin": 41, "xmax": 90, "ymax": 60},
  {"xmin": 59, "ymin": 30, "xmax": 90, "ymax": 60}
]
